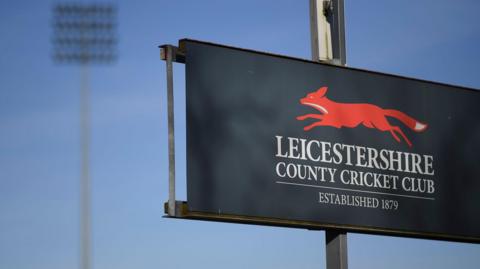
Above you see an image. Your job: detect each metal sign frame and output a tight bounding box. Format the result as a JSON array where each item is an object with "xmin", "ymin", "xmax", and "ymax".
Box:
[{"xmin": 159, "ymin": 39, "xmax": 480, "ymax": 245}]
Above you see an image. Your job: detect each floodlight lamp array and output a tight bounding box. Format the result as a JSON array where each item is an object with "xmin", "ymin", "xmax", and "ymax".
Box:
[{"xmin": 52, "ymin": 3, "xmax": 117, "ymax": 64}]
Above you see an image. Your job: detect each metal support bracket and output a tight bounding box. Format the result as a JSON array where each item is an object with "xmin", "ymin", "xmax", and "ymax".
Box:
[
  {"xmin": 160, "ymin": 45, "xmax": 185, "ymax": 63},
  {"xmin": 159, "ymin": 44, "xmax": 185, "ymax": 217},
  {"xmin": 323, "ymin": 0, "xmax": 333, "ymax": 15}
]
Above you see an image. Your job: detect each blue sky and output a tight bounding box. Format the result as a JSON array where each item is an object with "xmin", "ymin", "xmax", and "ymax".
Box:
[{"xmin": 1, "ymin": 0, "xmax": 479, "ymax": 268}]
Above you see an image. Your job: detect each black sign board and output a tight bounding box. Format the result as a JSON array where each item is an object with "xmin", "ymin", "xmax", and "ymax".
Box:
[{"xmin": 183, "ymin": 39, "xmax": 480, "ymax": 243}]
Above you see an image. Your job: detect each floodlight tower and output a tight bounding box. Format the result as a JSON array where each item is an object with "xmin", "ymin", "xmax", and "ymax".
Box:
[{"xmin": 52, "ymin": 4, "xmax": 117, "ymax": 269}]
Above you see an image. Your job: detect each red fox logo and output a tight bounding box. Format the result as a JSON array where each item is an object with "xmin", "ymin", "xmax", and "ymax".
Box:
[{"xmin": 297, "ymin": 87, "xmax": 427, "ymax": 147}]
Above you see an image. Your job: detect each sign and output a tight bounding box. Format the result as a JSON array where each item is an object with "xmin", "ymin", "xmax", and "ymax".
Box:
[{"xmin": 183, "ymin": 39, "xmax": 480, "ymax": 242}]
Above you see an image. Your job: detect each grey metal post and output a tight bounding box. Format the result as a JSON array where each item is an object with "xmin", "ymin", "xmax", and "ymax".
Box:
[
  {"xmin": 326, "ymin": 230, "xmax": 348, "ymax": 269},
  {"xmin": 310, "ymin": 1, "xmax": 348, "ymax": 269},
  {"xmin": 165, "ymin": 46, "xmax": 176, "ymax": 217},
  {"xmin": 309, "ymin": 0, "xmax": 322, "ymax": 62}
]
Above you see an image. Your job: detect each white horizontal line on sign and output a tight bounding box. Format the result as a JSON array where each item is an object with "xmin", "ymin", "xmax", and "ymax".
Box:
[{"xmin": 276, "ymin": 181, "xmax": 435, "ymax": 201}]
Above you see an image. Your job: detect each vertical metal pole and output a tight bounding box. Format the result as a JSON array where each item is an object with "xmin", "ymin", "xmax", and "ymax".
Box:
[
  {"xmin": 165, "ymin": 46, "xmax": 176, "ymax": 216},
  {"xmin": 310, "ymin": 1, "xmax": 348, "ymax": 269},
  {"xmin": 326, "ymin": 230, "xmax": 348, "ymax": 269},
  {"xmin": 310, "ymin": 0, "xmax": 346, "ymax": 65},
  {"xmin": 310, "ymin": 0, "xmax": 320, "ymax": 61},
  {"xmin": 80, "ymin": 63, "xmax": 91, "ymax": 269},
  {"xmin": 328, "ymin": 0, "xmax": 346, "ymax": 65}
]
